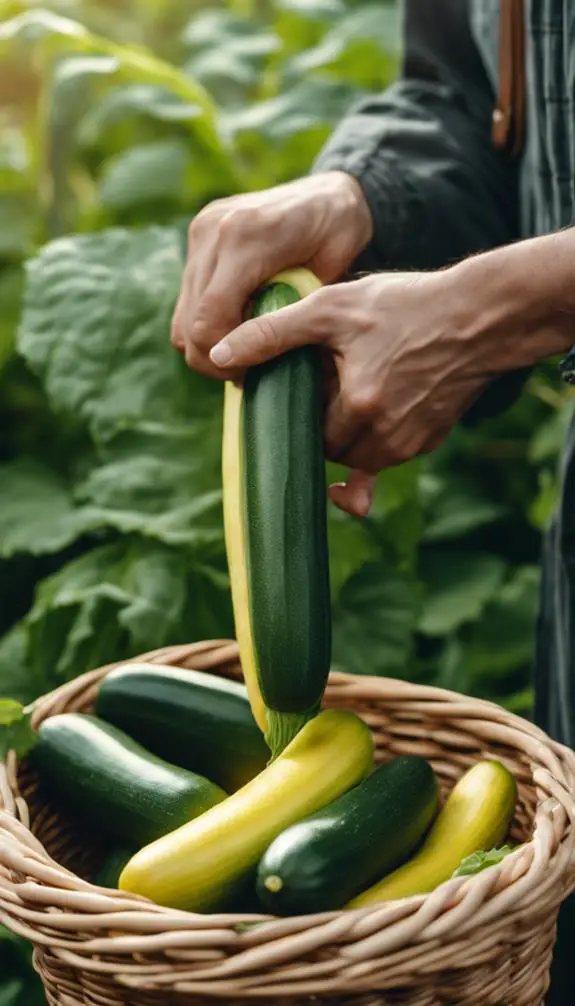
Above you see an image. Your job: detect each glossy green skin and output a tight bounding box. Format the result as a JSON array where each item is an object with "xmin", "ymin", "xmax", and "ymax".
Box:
[
  {"xmin": 243, "ymin": 283, "xmax": 331, "ymax": 713},
  {"xmin": 96, "ymin": 663, "xmax": 269, "ymax": 792},
  {"xmin": 34, "ymin": 713, "xmax": 226, "ymax": 846},
  {"xmin": 256, "ymin": 756, "xmax": 440, "ymax": 915},
  {"xmin": 94, "ymin": 846, "xmax": 134, "ymax": 889}
]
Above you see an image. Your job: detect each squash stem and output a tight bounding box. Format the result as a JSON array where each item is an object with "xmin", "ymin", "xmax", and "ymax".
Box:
[{"xmin": 265, "ymin": 707, "xmax": 319, "ymax": 760}]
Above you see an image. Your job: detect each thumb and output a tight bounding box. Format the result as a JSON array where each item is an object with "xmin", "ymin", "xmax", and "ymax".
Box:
[
  {"xmin": 209, "ymin": 290, "xmax": 330, "ymax": 370},
  {"xmin": 329, "ymin": 470, "xmax": 377, "ymax": 518}
]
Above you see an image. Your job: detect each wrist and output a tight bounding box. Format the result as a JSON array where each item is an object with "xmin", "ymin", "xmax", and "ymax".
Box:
[
  {"xmin": 445, "ymin": 234, "xmax": 575, "ymax": 376},
  {"xmin": 326, "ymin": 171, "xmax": 374, "ymax": 250}
]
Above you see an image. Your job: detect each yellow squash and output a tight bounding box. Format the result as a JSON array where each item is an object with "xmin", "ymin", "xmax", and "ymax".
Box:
[
  {"xmin": 119, "ymin": 709, "xmax": 374, "ymax": 912},
  {"xmin": 347, "ymin": 759, "xmax": 517, "ymax": 908}
]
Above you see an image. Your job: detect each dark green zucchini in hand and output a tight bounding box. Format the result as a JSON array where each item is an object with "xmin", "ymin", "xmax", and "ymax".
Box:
[
  {"xmin": 96, "ymin": 663, "xmax": 269, "ymax": 792},
  {"xmin": 256, "ymin": 755, "xmax": 440, "ymax": 915},
  {"xmin": 223, "ymin": 269, "xmax": 332, "ymax": 757},
  {"xmin": 33, "ymin": 713, "xmax": 226, "ymax": 846}
]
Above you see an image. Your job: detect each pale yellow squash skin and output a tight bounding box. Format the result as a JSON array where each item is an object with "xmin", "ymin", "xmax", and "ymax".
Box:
[
  {"xmin": 347, "ymin": 759, "xmax": 517, "ymax": 908},
  {"xmin": 119, "ymin": 709, "xmax": 374, "ymax": 912},
  {"xmin": 222, "ymin": 268, "xmax": 323, "ymax": 736}
]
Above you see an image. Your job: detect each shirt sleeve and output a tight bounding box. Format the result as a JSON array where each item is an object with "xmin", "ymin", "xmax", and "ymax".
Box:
[
  {"xmin": 313, "ymin": 0, "xmax": 526, "ymax": 420},
  {"xmin": 314, "ymin": 0, "xmax": 520, "ymax": 271}
]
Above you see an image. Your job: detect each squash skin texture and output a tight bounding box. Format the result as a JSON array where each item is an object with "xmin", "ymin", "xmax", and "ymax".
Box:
[
  {"xmin": 222, "ymin": 268, "xmax": 331, "ymax": 755},
  {"xmin": 119, "ymin": 709, "xmax": 374, "ymax": 912}
]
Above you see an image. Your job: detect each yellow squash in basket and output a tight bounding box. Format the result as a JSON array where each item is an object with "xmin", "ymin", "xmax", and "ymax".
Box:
[
  {"xmin": 119, "ymin": 709, "xmax": 374, "ymax": 912},
  {"xmin": 347, "ymin": 759, "xmax": 517, "ymax": 907}
]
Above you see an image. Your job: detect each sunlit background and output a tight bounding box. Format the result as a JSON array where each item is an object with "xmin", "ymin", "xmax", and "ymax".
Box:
[{"xmin": 0, "ymin": 1, "xmax": 572, "ymax": 1000}]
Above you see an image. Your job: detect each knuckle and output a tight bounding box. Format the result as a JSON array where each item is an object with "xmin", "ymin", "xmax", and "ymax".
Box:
[
  {"xmin": 188, "ymin": 202, "xmax": 222, "ymax": 241},
  {"xmin": 253, "ymin": 315, "xmax": 282, "ymax": 357},
  {"xmin": 346, "ymin": 384, "xmax": 380, "ymax": 418}
]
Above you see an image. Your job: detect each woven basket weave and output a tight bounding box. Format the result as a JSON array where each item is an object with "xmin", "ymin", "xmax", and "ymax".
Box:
[{"xmin": 1, "ymin": 639, "xmax": 575, "ymax": 1006}]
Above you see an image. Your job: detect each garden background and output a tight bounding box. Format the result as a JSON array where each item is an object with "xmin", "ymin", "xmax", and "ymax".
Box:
[{"xmin": 0, "ymin": 0, "xmax": 572, "ymax": 1000}]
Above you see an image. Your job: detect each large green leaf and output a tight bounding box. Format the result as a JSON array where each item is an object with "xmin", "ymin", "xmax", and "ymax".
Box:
[
  {"xmin": 18, "ymin": 227, "xmax": 189, "ymax": 439},
  {"xmin": 419, "ymin": 550, "xmax": 506, "ymax": 637},
  {"xmin": 78, "ymin": 83, "xmax": 203, "ymax": 149},
  {"xmin": 422, "ymin": 474, "xmax": 506, "ymax": 542},
  {"xmin": 183, "ymin": 10, "xmax": 280, "ymax": 100},
  {"xmin": 287, "ymin": 2, "xmax": 399, "ymax": 87},
  {"xmin": 97, "ymin": 139, "xmax": 193, "ymax": 210},
  {"xmin": 464, "ymin": 566, "xmax": 540, "ymax": 680},
  {"xmin": 333, "ymin": 561, "xmax": 419, "ymax": 676},
  {"xmin": 25, "ymin": 538, "xmax": 194, "ymax": 683},
  {"xmin": 76, "ymin": 423, "xmax": 224, "ymax": 550},
  {"xmin": 0, "ymin": 459, "xmax": 103, "ymax": 558}
]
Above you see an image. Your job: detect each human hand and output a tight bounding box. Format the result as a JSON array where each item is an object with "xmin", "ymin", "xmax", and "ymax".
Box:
[
  {"xmin": 170, "ymin": 172, "xmax": 373, "ymax": 380},
  {"xmin": 207, "ymin": 268, "xmax": 497, "ymax": 515}
]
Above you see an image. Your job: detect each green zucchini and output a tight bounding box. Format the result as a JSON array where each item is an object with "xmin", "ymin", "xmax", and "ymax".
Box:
[
  {"xmin": 119, "ymin": 709, "xmax": 374, "ymax": 912},
  {"xmin": 94, "ymin": 846, "xmax": 134, "ymax": 889},
  {"xmin": 33, "ymin": 713, "xmax": 227, "ymax": 846},
  {"xmin": 223, "ymin": 268, "xmax": 331, "ymax": 756},
  {"xmin": 96, "ymin": 663, "xmax": 269, "ymax": 792},
  {"xmin": 348, "ymin": 759, "xmax": 517, "ymax": 908},
  {"xmin": 256, "ymin": 756, "xmax": 439, "ymax": 915}
]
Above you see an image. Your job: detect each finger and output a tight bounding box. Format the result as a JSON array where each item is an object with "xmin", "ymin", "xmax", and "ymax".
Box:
[
  {"xmin": 328, "ymin": 470, "xmax": 377, "ymax": 518},
  {"xmin": 209, "ymin": 290, "xmax": 333, "ymax": 370},
  {"xmin": 171, "ymin": 238, "xmax": 219, "ymax": 360},
  {"xmin": 323, "ymin": 378, "xmax": 368, "ymax": 465},
  {"xmin": 191, "ymin": 254, "xmax": 264, "ymax": 353}
]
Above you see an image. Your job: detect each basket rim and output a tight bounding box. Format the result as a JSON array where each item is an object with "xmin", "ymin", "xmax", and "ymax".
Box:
[{"xmin": 1, "ymin": 639, "xmax": 575, "ymax": 997}]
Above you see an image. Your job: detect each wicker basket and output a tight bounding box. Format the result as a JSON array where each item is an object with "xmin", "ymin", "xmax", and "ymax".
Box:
[{"xmin": 1, "ymin": 640, "xmax": 575, "ymax": 1006}]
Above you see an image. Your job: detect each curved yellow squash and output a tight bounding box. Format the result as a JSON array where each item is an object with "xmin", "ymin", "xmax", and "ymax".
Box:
[
  {"xmin": 119, "ymin": 708, "xmax": 373, "ymax": 912},
  {"xmin": 347, "ymin": 759, "xmax": 517, "ymax": 908}
]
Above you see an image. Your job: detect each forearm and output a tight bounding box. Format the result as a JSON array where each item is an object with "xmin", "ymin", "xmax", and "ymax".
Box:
[
  {"xmin": 449, "ymin": 229, "xmax": 575, "ymax": 375},
  {"xmin": 314, "ymin": 0, "xmax": 519, "ymax": 272}
]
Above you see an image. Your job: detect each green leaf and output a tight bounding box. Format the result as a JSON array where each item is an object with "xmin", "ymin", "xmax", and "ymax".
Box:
[
  {"xmin": 76, "ymin": 420, "xmax": 224, "ymax": 550},
  {"xmin": 452, "ymin": 846, "xmax": 515, "ymax": 878},
  {"xmin": 220, "ymin": 77, "xmax": 358, "ymax": 141},
  {"xmin": 0, "ymin": 624, "xmax": 41, "ymax": 705},
  {"xmin": 97, "ymin": 139, "xmax": 192, "ymax": 210},
  {"xmin": 78, "ymin": 83, "xmax": 202, "ymax": 149},
  {"xmin": 422, "ymin": 476, "xmax": 506, "ymax": 542},
  {"xmin": 419, "ymin": 550, "xmax": 506, "ymax": 637},
  {"xmin": 333, "ymin": 561, "xmax": 419, "ymax": 676},
  {"xmin": 0, "ymin": 700, "xmax": 36, "ymax": 761},
  {"xmin": 287, "ymin": 3, "xmax": 400, "ymax": 87},
  {"xmin": 463, "ymin": 566, "xmax": 540, "ymax": 679},
  {"xmin": 183, "ymin": 10, "xmax": 280, "ymax": 99},
  {"xmin": 25, "ymin": 539, "xmax": 192, "ymax": 684},
  {"xmin": 0, "ymin": 459, "xmax": 103, "ymax": 558},
  {"xmin": 18, "ymin": 227, "xmax": 189, "ymax": 439},
  {"xmin": 327, "ymin": 506, "xmax": 379, "ymax": 599}
]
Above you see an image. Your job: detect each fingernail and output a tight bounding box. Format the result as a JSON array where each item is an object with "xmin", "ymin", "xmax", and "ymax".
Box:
[{"xmin": 210, "ymin": 341, "xmax": 232, "ymax": 367}]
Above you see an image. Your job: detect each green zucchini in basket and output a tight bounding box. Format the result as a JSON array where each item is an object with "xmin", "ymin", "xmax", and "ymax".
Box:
[
  {"xmin": 32, "ymin": 713, "xmax": 227, "ymax": 846},
  {"xmin": 256, "ymin": 755, "xmax": 440, "ymax": 915},
  {"xmin": 95, "ymin": 663, "xmax": 270, "ymax": 792}
]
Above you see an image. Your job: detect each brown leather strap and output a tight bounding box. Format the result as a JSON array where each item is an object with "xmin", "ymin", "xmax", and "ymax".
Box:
[{"xmin": 492, "ymin": 0, "xmax": 526, "ymax": 156}]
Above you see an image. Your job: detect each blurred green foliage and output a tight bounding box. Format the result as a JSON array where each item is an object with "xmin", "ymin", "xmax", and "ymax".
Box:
[{"xmin": 0, "ymin": 0, "xmax": 571, "ymax": 999}]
